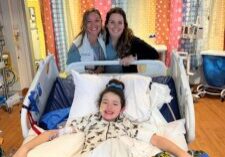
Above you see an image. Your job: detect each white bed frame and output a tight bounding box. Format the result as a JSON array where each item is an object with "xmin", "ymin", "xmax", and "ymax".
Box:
[{"xmin": 21, "ymin": 52, "xmax": 195, "ymax": 143}]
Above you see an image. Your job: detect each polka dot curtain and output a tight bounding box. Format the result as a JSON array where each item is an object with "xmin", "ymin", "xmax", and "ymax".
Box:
[
  {"xmin": 167, "ymin": 0, "xmax": 182, "ymax": 65},
  {"xmin": 80, "ymin": 0, "xmax": 94, "ymax": 13},
  {"xmin": 156, "ymin": 0, "xmax": 182, "ymax": 66},
  {"xmin": 40, "ymin": 0, "xmax": 58, "ymax": 65},
  {"xmin": 80, "ymin": 0, "xmax": 111, "ymax": 25},
  {"xmin": 94, "ymin": 0, "xmax": 112, "ymax": 25},
  {"xmin": 28, "ymin": 1, "xmax": 222, "ymax": 70},
  {"xmin": 155, "ymin": 0, "xmax": 170, "ymax": 45}
]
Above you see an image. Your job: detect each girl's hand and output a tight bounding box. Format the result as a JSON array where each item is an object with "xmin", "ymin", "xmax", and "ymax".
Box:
[
  {"xmin": 120, "ymin": 55, "xmax": 137, "ymax": 66},
  {"xmin": 13, "ymin": 130, "xmax": 59, "ymax": 157},
  {"xmin": 151, "ymin": 134, "xmax": 192, "ymax": 157}
]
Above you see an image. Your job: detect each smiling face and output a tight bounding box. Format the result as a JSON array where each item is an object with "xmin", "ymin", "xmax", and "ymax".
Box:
[
  {"xmin": 100, "ymin": 92, "xmax": 124, "ymax": 121},
  {"xmin": 86, "ymin": 12, "xmax": 102, "ymax": 37},
  {"xmin": 106, "ymin": 13, "xmax": 125, "ymax": 40}
]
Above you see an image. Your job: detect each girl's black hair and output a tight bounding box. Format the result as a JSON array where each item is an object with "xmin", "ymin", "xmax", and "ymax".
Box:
[{"xmin": 97, "ymin": 79, "xmax": 126, "ymax": 109}]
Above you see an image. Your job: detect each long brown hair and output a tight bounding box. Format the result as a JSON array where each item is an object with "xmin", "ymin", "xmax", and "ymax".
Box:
[
  {"xmin": 105, "ymin": 7, "xmax": 134, "ymax": 58},
  {"xmin": 75, "ymin": 8, "xmax": 103, "ymax": 47}
]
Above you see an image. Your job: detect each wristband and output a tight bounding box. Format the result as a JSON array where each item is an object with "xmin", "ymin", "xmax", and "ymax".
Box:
[{"xmin": 58, "ymin": 126, "xmax": 76, "ymax": 136}]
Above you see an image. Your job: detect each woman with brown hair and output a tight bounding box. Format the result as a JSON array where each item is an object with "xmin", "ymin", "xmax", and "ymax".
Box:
[{"xmin": 104, "ymin": 7, "xmax": 159, "ymax": 73}]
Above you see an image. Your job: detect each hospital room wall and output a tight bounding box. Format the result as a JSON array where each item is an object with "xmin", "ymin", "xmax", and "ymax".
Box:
[
  {"xmin": 0, "ymin": 0, "xmax": 34, "ymax": 92},
  {"xmin": 24, "ymin": 0, "xmax": 225, "ymax": 70},
  {"xmin": 0, "ymin": 0, "xmax": 225, "ymax": 92}
]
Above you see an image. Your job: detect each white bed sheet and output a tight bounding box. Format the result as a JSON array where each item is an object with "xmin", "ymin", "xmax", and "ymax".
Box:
[{"xmin": 25, "ymin": 114, "xmax": 187, "ymax": 157}]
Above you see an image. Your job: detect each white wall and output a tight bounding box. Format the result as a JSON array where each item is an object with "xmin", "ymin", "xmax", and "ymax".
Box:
[{"xmin": 0, "ymin": 0, "xmax": 34, "ymax": 92}]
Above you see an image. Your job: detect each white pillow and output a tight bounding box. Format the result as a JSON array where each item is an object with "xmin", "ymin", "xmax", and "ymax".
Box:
[
  {"xmin": 68, "ymin": 71, "xmax": 112, "ymax": 123},
  {"xmin": 68, "ymin": 71, "xmax": 152, "ymax": 123},
  {"xmin": 24, "ymin": 127, "xmax": 84, "ymax": 157},
  {"xmin": 158, "ymin": 119, "xmax": 188, "ymax": 151},
  {"xmin": 149, "ymin": 82, "xmax": 172, "ymax": 109},
  {"xmin": 118, "ymin": 74, "xmax": 152, "ymax": 122}
]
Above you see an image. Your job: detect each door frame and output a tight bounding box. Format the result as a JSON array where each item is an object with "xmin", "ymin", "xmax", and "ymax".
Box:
[{"xmin": 0, "ymin": 0, "xmax": 34, "ymax": 91}]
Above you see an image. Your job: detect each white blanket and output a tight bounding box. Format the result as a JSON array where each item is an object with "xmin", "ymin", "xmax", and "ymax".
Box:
[
  {"xmin": 80, "ymin": 118, "xmax": 187, "ymax": 157},
  {"xmin": 79, "ymin": 106, "xmax": 187, "ymax": 157},
  {"xmin": 25, "ymin": 83, "xmax": 187, "ymax": 157},
  {"xmin": 25, "ymin": 117, "xmax": 187, "ymax": 157}
]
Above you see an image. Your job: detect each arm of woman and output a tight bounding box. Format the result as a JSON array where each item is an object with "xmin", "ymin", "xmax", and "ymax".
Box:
[
  {"xmin": 150, "ymin": 134, "xmax": 191, "ymax": 157},
  {"xmin": 66, "ymin": 44, "xmax": 81, "ymax": 65},
  {"xmin": 13, "ymin": 130, "xmax": 58, "ymax": 157},
  {"xmin": 120, "ymin": 55, "xmax": 137, "ymax": 66},
  {"xmin": 93, "ymin": 66, "xmax": 104, "ymax": 74}
]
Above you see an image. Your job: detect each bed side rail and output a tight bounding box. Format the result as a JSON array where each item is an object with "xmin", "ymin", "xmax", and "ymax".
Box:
[
  {"xmin": 21, "ymin": 55, "xmax": 59, "ymax": 138},
  {"xmin": 66, "ymin": 60, "xmax": 167, "ymax": 77},
  {"xmin": 170, "ymin": 52, "xmax": 195, "ymax": 143}
]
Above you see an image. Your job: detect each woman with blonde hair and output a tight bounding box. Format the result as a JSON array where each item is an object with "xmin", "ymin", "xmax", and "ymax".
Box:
[{"xmin": 67, "ymin": 8, "xmax": 106, "ymax": 73}]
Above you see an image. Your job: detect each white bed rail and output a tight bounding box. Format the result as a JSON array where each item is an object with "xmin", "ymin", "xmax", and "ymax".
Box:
[
  {"xmin": 21, "ymin": 54, "xmax": 195, "ymax": 143},
  {"xmin": 170, "ymin": 52, "xmax": 195, "ymax": 143},
  {"xmin": 66, "ymin": 60, "xmax": 167, "ymax": 77},
  {"xmin": 67, "ymin": 57, "xmax": 195, "ymax": 142},
  {"xmin": 21, "ymin": 55, "xmax": 59, "ymax": 138}
]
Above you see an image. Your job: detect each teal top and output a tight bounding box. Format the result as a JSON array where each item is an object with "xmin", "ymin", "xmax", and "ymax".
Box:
[
  {"xmin": 66, "ymin": 44, "xmax": 80, "ymax": 64},
  {"xmin": 105, "ymin": 40, "xmax": 123, "ymax": 73},
  {"xmin": 66, "ymin": 41, "xmax": 105, "ymax": 65}
]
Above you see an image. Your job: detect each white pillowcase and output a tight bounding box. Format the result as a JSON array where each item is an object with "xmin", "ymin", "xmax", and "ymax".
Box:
[
  {"xmin": 68, "ymin": 71, "xmax": 112, "ymax": 123},
  {"xmin": 67, "ymin": 71, "xmax": 152, "ymax": 123},
  {"xmin": 158, "ymin": 119, "xmax": 188, "ymax": 151},
  {"xmin": 118, "ymin": 74, "xmax": 152, "ymax": 122},
  {"xmin": 149, "ymin": 82, "xmax": 172, "ymax": 109}
]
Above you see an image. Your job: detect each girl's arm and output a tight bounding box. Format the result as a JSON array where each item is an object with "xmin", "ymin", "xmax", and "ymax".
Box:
[
  {"xmin": 13, "ymin": 126, "xmax": 77, "ymax": 157},
  {"xmin": 150, "ymin": 134, "xmax": 192, "ymax": 157},
  {"xmin": 13, "ymin": 130, "xmax": 58, "ymax": 157}
]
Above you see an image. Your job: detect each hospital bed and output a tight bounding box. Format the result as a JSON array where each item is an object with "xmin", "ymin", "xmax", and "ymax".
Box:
[{"xmin": 20, "ymin": 52, "xmax": 195, "ymax": 156}]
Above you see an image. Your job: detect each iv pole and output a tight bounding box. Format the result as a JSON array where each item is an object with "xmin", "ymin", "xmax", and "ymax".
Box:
[
  {"xmin": 0, "ymin": 25, "xmax": 19, "ymax": 112},
  {"xmin": 0, "ymin": 25, "xmax": 9, "ymax": 100}
]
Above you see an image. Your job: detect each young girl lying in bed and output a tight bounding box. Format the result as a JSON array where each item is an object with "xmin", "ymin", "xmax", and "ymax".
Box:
[{"xmin": 14, "ymin": 79, "xmax": 193, "ymax": 157}]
